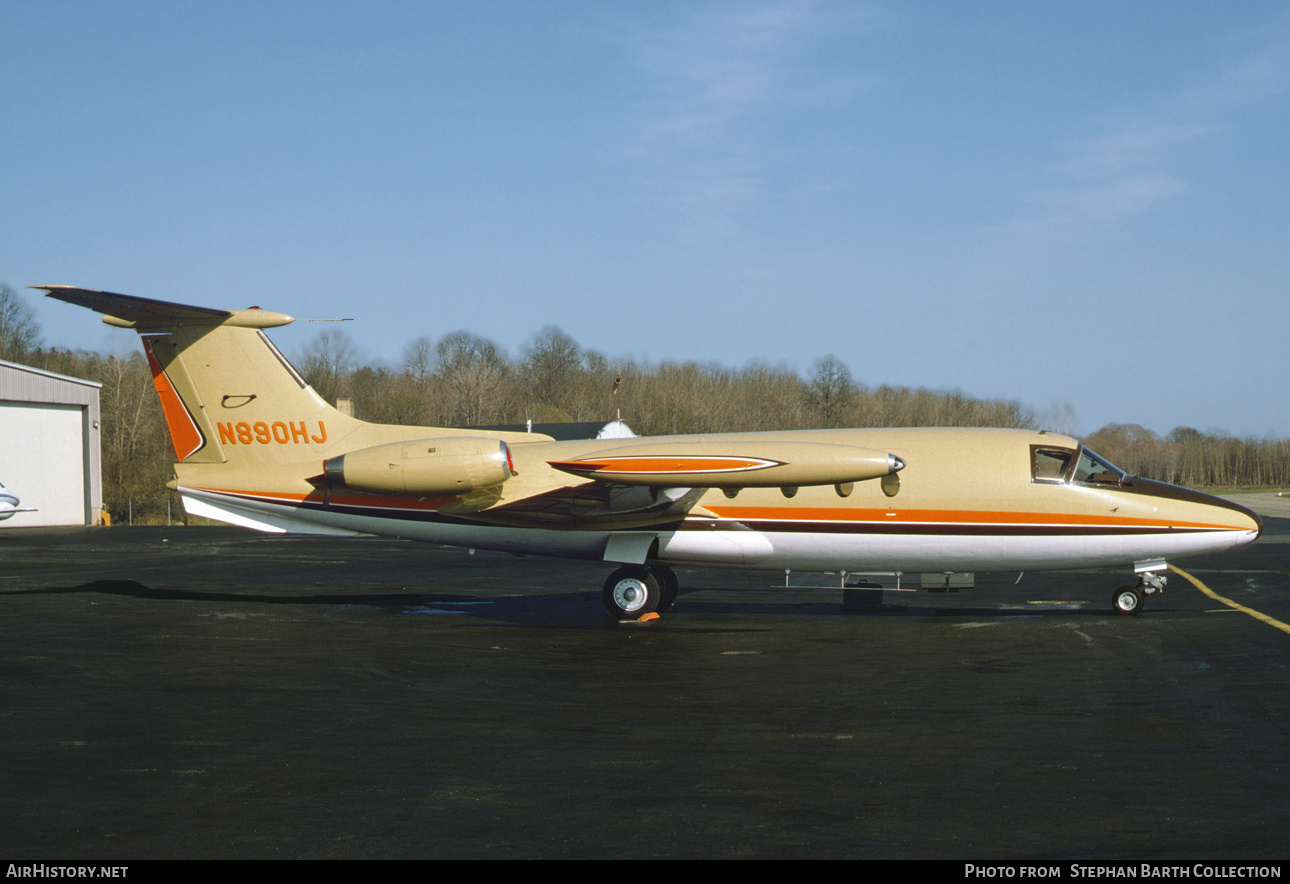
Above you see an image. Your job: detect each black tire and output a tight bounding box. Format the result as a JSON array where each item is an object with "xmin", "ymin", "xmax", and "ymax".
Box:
[
  {"xmin": 1112, "ymin": 586, "xmax": 1144, "ymax": 616},
  {"xmin": 603, "ymin": 566, "xmax": 661, "ymax": 618},
  {"xmin": 650, "ymin": 564, "xmax": 679, "ymax": 610}
]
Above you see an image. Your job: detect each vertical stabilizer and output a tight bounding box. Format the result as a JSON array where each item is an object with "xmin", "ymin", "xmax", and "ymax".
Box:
[
  {"xmin": 37, "ymin": 287, "xmax": 363, "ymax": 470},
  {"xmin": 139, "ymin": 324, "xmax": 363, "ymax": 467}
]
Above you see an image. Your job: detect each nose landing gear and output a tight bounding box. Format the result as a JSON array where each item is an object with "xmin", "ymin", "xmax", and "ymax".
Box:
[{"xmin": 1112, "ymin": 570, "xmax": 1166, "ymax": 616}]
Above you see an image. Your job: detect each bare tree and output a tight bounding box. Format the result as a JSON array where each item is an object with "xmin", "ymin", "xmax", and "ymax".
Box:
[
  {"xmin": 298, "ymin": 331, "xmax": 357, "ymax": 406},
  {"xmin": 436, "ymin": 330, "xmax": 509, "ymax": 426},
  {"xmin": 0, "ymin": 283, "xmax": 39, "ymax": 361},
  {"xmin": 403, "ymin": 337, "xmax": 434, "ymax": 384},
  {"xmin": 519, "ymin": 326, "xmax": 584, "ymax": 421},
  {"xmin": 806, "ymin": 355, "xmax": 857, "ymax": 428},
  {"xmin": 92, "ymin": 351, "xmax": 171, "ymax": 522}
]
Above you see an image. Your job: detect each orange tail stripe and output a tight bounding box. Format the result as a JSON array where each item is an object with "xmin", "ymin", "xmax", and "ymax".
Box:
[{"xmin": 144, "ymin": 341, "xmax": 204, "ymax": 462}]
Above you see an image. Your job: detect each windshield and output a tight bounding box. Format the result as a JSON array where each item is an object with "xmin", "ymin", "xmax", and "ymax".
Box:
[
  {"xmin": 1031, "ymin": 445, "xmax": 1128, "ymax": 485},
  {"xmin": 1072, "ymin": 447, "xmax": 1128, "ymax": 485}
]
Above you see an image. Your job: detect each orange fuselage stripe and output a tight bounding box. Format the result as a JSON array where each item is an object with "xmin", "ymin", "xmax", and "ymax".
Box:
[{"xmin": 706, "ymin": 505, "xmax": 1244, "ymax": 532}]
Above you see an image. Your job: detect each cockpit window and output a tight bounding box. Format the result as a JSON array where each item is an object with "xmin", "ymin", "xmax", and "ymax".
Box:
[
  {"xmin": 1032, "ymin": 445, "xmax": 1128, "ymax": 486},
  {"xmin": 1031, "ymin": 446, "xmax": 1076, "ymax": 484},
  {"xmin": 1072, "ymin": 447, "xmax": 1128, "ymax": 486}
]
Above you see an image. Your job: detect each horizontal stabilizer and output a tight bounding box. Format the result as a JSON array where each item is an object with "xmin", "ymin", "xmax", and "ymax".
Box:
[{"xmin": 34, "ymin": 286, "xmax": 294, "ymax": 329}]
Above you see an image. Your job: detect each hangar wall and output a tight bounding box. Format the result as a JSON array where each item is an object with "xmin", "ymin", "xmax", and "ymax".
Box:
[{"xmin": 0, "ymin": 360, "xmax": 103, "ymax": 528}]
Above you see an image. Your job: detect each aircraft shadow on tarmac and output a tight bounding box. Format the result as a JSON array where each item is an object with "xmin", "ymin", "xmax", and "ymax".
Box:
[
  {"xmin": 9, "ymin": 579, "xmax": 479, "ymax": 608},
  {"xmin": 10, "ymin": 577, "xmax": 1146, "ymax": 628}
]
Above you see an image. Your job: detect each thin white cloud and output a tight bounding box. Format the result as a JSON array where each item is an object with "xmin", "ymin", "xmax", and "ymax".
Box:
[
  {"xmin": 1045, "ymin": 175, "xmax": 1187, "ymax": 224},
  {"xmin": 1055, "ymin": 124, "xmax": 1213, "ymax": 181},
  {"xmin": 1018, "ymin": 15, "xmax": 1290, "ymax": 243},
  {"xmin": 606, "ymin": 0, "xmax": 885, "ymax": 237},
  {"xmin": 1181, "ymin": 15, "xmax": 1290, "ymax": 112},
  {"xmin": 633, "ymin": 1, "xmax": 862, "ymax": 141}
]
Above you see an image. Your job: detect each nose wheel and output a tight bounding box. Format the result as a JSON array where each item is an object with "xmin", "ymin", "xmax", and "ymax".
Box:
[
  {"xmin": 1112, "ymin": 586, "xmax": 1144, "ymax": 615},
  {"xmin": 1112, "ymin": 570, "xmax": 1165, "ymax": 616}
]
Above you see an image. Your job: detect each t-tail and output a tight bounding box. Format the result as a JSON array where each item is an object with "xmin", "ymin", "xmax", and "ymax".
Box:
[
  {"xmin": 35, "ymin": 286, "xmax": 532, "ymax": 533},
  {"xmin": 37, "ymin": 286, "xmax": 365, "ymax": 468}
]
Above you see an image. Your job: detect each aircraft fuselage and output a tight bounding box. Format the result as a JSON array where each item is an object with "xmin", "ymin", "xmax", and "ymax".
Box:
[{"xmin": 176, "ymin": 427, "xmax": 1261, "ymax": 576}]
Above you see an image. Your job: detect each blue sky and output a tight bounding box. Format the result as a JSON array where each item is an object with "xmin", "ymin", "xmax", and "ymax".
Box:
[{"xmin": 4, "ymin": 1, "xmax": 1288, "ymax": 438}]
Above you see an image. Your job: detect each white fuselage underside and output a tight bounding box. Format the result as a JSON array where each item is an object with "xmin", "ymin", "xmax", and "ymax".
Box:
[{"xmin": 179, "ymin": 487, "xmax": 1257, "ymax": 574}]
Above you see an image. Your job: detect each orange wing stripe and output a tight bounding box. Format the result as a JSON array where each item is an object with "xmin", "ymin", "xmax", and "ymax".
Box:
[{"xmin": 551, "ymin": 456, "xmax": 776, "ymax": 474}]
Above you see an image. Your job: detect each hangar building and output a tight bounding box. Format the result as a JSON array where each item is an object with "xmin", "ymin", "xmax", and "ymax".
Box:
[{"xmin": 0, "ymin": 360, "xmax": 103, "ymax": 528}]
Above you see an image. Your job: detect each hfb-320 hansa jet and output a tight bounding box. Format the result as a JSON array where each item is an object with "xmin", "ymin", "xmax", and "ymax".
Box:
[{"xmin": 38, "ymin": 286, "xmax": 1262, "ymax": 618}]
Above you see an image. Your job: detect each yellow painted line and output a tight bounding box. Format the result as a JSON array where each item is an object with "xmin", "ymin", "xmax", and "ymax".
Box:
[{"xmin": 1168, "ymin": 565, "xmax": 1290, "ymax": 636}]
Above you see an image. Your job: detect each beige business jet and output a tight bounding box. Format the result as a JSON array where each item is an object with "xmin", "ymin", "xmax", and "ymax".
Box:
[{"xmin": 39, "ymin": 286, "xmax": 1261, "ymax": 618}]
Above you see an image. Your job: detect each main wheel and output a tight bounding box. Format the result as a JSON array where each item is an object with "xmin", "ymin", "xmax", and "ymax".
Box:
[
  {"xmin": 1112, "ymin": 586, "xmax": 1144, "ymax": 616},
  {"xmin": 603, "ymin": 566, "xmax": 661, "ymax": 618},
  {"xmin": 650, "ymin": 564, "xmax": 679, "ymax": 610}
]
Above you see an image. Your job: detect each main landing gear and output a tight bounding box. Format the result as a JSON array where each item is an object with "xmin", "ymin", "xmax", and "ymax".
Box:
[
  {"xmin": 602, "ymin": 564, "xmax": 679, "ymax": 619},
  {"xmin": 1112, "ymin": 570, "xmax": 1166, "ymax": 616}
]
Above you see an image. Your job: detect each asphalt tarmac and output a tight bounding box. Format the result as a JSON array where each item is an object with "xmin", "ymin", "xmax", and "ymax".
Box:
[{"xmin": 3, "ymin": 520, "xmax": 1290, "ymax": 859}]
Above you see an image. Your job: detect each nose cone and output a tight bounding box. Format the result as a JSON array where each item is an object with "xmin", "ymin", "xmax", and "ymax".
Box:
[
  {"xmin": 1131, "ymin": 478, "xmax": 1263, "ymax": 545},
  {"xmin": 1226, "ymin": 497, "xmax": 1264, "ymax": 540},
  {"xmin": 1192, "ymin": 487, "xmax": 1263, "ymax": 541}
]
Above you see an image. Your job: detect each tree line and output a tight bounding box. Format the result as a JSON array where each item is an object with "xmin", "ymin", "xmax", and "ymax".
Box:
[
  {"xmin": 1084, "ymin": 423, "xmax": 1290, "ymax": 489},
  {"xmin": 1, "ymin": 284, "xmax": 1285, "ymax": 523}
]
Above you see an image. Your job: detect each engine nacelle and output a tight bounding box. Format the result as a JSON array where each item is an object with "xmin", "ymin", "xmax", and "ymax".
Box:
[{"xmin": 324, "ymin": 437, "xmax": 514, "ymax": 496}]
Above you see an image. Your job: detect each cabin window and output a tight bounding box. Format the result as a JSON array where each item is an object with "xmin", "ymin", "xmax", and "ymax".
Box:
[
  {"xmin": 1072, "ymin": 447, "xmax": 1127, "ymax": 486},
  {"xmin": 1031, "ymin": 446, "xmax": 1076, "ymax": 484}
]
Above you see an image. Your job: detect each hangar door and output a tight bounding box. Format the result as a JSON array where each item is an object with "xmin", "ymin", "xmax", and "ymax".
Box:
[{"xmin": 0, "ymin": 401, "xmax": 88, "ymax": 527}]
